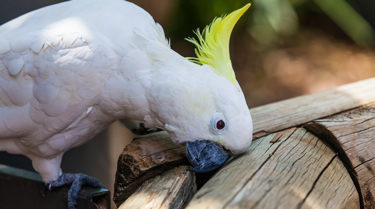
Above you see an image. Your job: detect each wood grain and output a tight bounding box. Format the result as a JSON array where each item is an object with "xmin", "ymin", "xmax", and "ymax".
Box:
[
  {"xmin": 305, "ymin": 103, "xmax": 375, "ymax": 209},
  {"xmin": 251, "ymin": 77, "xmax": 375, "ymax": 139},
  {"xmin": 185, "ymin": 128, "xmax": 360, "ymax": 209},
  {"xmin": 119, "ymin": 166, "xmax": 196, "ymax": 209},
  {"xmin": 113, "ymin": 131, "xmax": 188, "ymax": 207}
]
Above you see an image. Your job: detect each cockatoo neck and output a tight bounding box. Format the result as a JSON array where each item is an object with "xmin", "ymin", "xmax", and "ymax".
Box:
[{"xmin": 98, "ymin": 42, "xmax": 189, "ymax": 126}]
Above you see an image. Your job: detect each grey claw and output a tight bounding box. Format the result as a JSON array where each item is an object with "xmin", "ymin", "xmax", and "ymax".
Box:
[{"xmin": 41, "ymin": 184, "xmax": 49, "ymax": 197}]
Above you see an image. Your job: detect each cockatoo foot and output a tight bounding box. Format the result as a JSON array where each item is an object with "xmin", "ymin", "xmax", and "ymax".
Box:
[
  {"xmin": 41, "ymin": 173, "xmax": 104, "ymax": 209},
  {"xmin": 131, "ymin": 123, "xmax": 162, "ymax": 135}
]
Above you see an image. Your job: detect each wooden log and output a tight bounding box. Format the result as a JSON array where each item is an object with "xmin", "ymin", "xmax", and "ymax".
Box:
[
  {"xmin": 113, "ymin": 131, "xmax": 188, "ymax": 207},
  {"xmin": 305, "ymin": 103, "xmax": 375, "ymax": 209},
  {"xmin": 119, "ymin": 166, "xmax": 196, "ymax": 209},
  {"xmin": 114, "ymin": 78, "xmax": 375, "ymax": 207},
  {"xmin": 251, "ymin": 77, "xmax": 375, "ymax": 139},
  {"xmin": 185, "ymin": 128, "xmax": 360, "ymax": 209}
]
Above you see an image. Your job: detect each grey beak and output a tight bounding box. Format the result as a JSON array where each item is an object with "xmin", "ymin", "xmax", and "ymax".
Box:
[{"xmin": 186, "ymin": 140, "xmax": 231, "ymax": 173}]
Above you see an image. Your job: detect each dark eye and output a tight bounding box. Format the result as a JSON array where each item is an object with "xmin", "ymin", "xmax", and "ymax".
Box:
[{"xmin": 217, "ymin": 120, "xmax": 225, "ymax": 129}]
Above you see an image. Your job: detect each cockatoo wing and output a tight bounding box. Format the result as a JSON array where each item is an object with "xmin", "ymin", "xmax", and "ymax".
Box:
[{"xmin": 0, "ymin": 1, "xmax": 121, "ymax": 156}]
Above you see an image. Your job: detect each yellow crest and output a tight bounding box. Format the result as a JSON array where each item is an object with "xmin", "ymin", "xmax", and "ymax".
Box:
[{"xmin": 186, "ymin": 4, "xmax": 250, "ymax": 86}]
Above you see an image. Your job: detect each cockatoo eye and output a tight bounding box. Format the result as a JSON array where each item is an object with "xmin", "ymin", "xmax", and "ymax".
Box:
[
  {"xmin": 210, "ymin": 113, "xmax": 227, "ymax": 134},
  {"xmin": 217, "ymin": 120, "xmax": 225, "ymax": 129}
]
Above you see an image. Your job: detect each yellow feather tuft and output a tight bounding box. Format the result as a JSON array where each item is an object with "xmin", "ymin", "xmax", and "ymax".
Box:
[{"xmin": 186, "ymin": 4, "xmax": 250, "ymax": 86}]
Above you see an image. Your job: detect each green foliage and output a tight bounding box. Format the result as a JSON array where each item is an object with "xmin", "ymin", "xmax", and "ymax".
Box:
[
  {"xmin": 250, "ymin": 0, "xmax": 299, "ymax": 48},
  {"xmin": 313, "ymin": 0, "xmax": 374, "ymax": 47},
  {"xmin": 168, "ymin": 0, "xmax": 375, "ymax": 48},
  {"xmin": 250, "ymin": 0, "xmax": 375, "ymax": 48}
]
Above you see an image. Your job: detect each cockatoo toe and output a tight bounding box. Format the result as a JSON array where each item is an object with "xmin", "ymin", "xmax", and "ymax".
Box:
[{"xmin": 186, "ymin": 140, "xmax": 231, "ymax": 173}]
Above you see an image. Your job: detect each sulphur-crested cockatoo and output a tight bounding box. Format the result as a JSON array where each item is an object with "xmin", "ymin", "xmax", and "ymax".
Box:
[{"xmin": 0, "ymin": 0, "xmax": 253, "ymax": 208}]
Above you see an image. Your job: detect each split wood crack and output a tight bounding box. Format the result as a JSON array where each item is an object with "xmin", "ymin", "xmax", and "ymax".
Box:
[{"xmin": 297, "ymin": 155, "xmax": 338, "ymax": 209}]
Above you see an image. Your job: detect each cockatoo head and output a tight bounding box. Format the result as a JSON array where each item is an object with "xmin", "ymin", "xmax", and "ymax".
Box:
[{"xmin": 147, "ymin": 4, "xmax": 252, "ymax": 173}]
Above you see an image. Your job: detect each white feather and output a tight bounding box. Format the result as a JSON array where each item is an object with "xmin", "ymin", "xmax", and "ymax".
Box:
[
  {"xmin": 0, "ymin": 0, "xmax": 253, "ymax": 184},
  {"xmin": 3, "ymin": 58, "xmax": 24, "ymax": 76}
]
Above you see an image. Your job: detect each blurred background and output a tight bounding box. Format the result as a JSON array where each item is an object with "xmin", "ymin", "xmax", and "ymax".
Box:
[{"xmin": 1, "ymin": 0, "xmax": 375, "ymax": 207}]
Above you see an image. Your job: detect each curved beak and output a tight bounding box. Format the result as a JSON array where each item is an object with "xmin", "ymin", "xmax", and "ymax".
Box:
[{"xmin": 186, "ymin": 140, "xmax": 231, "ymax": 173}]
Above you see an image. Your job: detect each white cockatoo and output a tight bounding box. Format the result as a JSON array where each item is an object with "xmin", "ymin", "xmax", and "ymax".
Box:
[{"xmin": 0, "ymin": 0, "xmax": 253, "ymax": 208}]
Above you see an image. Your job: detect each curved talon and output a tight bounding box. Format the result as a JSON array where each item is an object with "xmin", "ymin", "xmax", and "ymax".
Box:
[{"xmin": 41, "ymin": 184, "xmax": 49, "ymax": 197}]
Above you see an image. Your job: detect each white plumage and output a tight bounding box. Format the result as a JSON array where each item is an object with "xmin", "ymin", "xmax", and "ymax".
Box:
[{"xmin": 0, "ymin": 0, "xmax": 253, "ymax": 190}]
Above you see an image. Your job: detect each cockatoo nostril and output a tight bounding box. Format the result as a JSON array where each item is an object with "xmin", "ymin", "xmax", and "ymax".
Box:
[{"xmin": 186, "ymin": 140, "xmax": 231, "ymax": 173}]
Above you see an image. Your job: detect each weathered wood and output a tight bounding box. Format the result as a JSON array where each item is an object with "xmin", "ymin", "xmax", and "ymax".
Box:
[
  {"xmin": 119, "ymin": 166, "xmax": 196, "ymax": 209},
  {"xmin": 305, "ymin": 103, "xmax": 375, "ymax": 209},
  {"xmin": 251, "ymin": 77, "xmax": 375, "ymax": 139},
  {"xmin": 113, "ymin": 131, "xmax": 188, "ymax": 207},
  {"xmin": 185, "ymin": 128, "xmax": 360, "ymax": 209}
]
